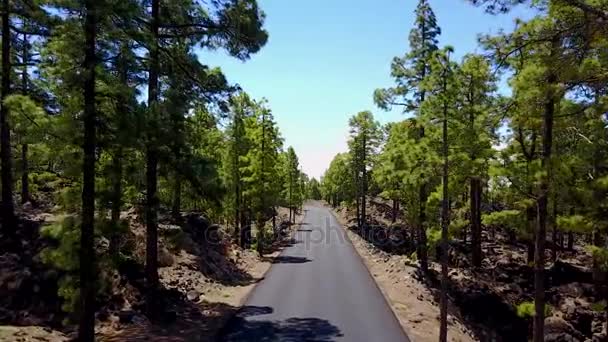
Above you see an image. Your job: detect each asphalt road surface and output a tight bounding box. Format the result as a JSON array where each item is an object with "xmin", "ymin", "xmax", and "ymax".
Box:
[{"xmin": 219, "ymin": 202, "xmax": 410, "ymax": 342}]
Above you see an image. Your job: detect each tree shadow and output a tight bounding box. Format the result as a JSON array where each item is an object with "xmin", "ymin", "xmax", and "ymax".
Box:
[
  {"xmin": 237, "ymin": 306, "xmax": 274, "ymax": 318},
  {"xmin": 421, "ymin": 268, "xmax": 529, "ymax": 342},
  {"xmin": 219, "ymin": 316, "xmax": 343, "ymax": 342},
  {"xmin": 262, "ymin": 255, "xmax": 312, "ymax": 264},
  {"xmin": 99, "ymin": 290, "xmax": 244, "ymax": 342}
]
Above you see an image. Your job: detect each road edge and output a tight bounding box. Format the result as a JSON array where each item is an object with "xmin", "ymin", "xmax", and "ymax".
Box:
[{"xmin": 323, "ymin": 201, "xmax": 415, "ymax": 342}]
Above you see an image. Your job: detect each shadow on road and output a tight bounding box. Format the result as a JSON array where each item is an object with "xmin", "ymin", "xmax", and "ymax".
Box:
[
  {"xmin": 219, "ymin": 315, "xmax": 343, "ymax": 342},
  {"xmin": 238, "ymin": 305, "xmax": 274, "ymax": 318},
  {"xmin": 262, "ymin": 255, "xmax": 312, "ymax": 264}
]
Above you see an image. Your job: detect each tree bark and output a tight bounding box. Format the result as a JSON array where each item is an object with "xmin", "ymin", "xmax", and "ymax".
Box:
[
  {"xmin": 234, "ymin": 182, "xmax": 240, "ymax": 243},
  {"xmin": 392, "ymin": 199, "xmax": 398, "ymax": 223},
  {"xmin": 240, "ymin": 205, "xmax": 249, "ymax": 248},
  {"xmin": 171, "ymin": 172, "xmax": 181, "ymax": 219},
  {"xmin": 21, "ymin": 144, "xmax": 28, "ymax": 204},
  {"xmin": 145, "ymin": 0, "xmax": 160, "ymax": 294},
  {"xmin": 551, "ymin": 194, "xmax": 558, "ymax": 262},
  {"xmin": 20, "ymin": 32, "xmax": 29, "ymax": 205},
  {"xmin": 418, "ymin": 182, "xmax": 429, "ymax": 273},
  {"xmin": 471, "ymin": 177, "xmax": 482, "ymax": 267},
  {"xmin": 527, "ymin": 206, "xmax": 536, "ymax": 264},
  {"xmin": 109, "ymin": 148, "xmax": 122, "ymax": 260},
  {"xmin": 355, "ymin": 195, "xmax": 361, "ymax": 228},
  {"xmin": 1, "ymin": 0, "xmax": 15, "ymax": 231},
  {"xmin": 527, "ymin": 240, "xmax": 535, "ymax": 264},
  {"xmin": 78, "ymin": 0, "xmax": 97, "ymax": 339}
]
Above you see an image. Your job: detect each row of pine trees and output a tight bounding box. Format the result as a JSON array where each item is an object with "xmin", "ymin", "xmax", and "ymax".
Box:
[
  {"xmin": 0, "ymin": 0, "xmax": 311, "ymax": 340},
  {"xmin": 321, "ymin": 0, "xmax": 608, "ymax": 341}
]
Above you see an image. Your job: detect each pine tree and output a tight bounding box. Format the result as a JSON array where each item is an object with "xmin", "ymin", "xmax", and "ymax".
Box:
[
  {"xmin": 78, "ymin": 1, "xmax": 99, "ymax": 338},
  {"xmin": 420, "ymin": 46, "xmax": 459, "ymax": 342},
  {"xmin": 136, "ymin": 0, "xmax": 268, "ymax": 293},
  {"xmin": 348, "ymin": 111, "xmax": 381, "ymax": 230},
  {"xmin": 225, "ymin": 92, "xmax": 255, "ymax": 246},
  {"xmin": 285, "ymin": 147, "xmax": 300, "ymax": 223},
  {"xmin": 374, "ymin": 0, "xmax": 441, "ymax": 273},
  {"xmin": 241, "ymin": 99, "xmax": 282, "ymax": 252},
  {"xmin": 454, "ymin": 54, "xmax": 498, "ymax": 267}
]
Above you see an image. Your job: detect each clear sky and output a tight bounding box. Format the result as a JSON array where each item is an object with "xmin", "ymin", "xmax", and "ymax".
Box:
[{"xmin": 197, "ymin": 0, "xmax": 531, "ymax": 179}]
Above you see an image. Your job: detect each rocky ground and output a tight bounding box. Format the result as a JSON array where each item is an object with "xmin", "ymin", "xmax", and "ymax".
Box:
[
  {"xmin": 328, "ymin": 199, "xmax": 606, "ymax": 342},
  {"xmin": 1, "ymin": 204, "xmax": 304, "ymax": 342}
]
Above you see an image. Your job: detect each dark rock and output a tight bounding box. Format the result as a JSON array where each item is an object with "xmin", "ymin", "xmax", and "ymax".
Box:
[
  {"xmin": 96, "ymin": 309, "xmax": 109, "ymax": 321},
  {"xmin": 564, "ymin": 307, "xmax": 594, "ymax": 338},
  {"xmin": 118, "ymin": 310, "xmax": 135, "ymax": 324},
  {"xmin": 551, "ymin": 260, "xmax": 592, "ymax": 286},
  {"xmin": 545, "ymin": 316, "xmax": 584, "ymax": 342},
  {"xmin": 161, "ymin": 310, "xmax": 177, "ymax": 323}
]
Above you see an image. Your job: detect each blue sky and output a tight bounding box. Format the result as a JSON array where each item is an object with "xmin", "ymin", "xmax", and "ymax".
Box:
[{"xmin": 197, "ymin": 0, "xmax": 532, "ymax": 179}]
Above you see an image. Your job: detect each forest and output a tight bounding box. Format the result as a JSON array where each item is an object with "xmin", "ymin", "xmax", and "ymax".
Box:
[
  {"xmin": 0, "ymin": 0, "xmax": 320, "ymax": 341},
  {"xmin": 320, "ymin": 0, "xmax": 608, "ymax": 341}
]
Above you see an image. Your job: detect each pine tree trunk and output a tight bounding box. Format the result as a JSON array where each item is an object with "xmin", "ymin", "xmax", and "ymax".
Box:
[
  {"xmin": 21, "ymin": 144, "xmax": 28, "ymax": 204},
  {"xmin": 471, "ymin": 177, "xmax": 482, "ymax": 267},
  {"xmin": 527, "ymin": 206, "xmax": 536, "ymax": 264},
  {"xmin": 418, "ymin": 182, "xmax": 429, "ymax": 273},
  {"xmin": 417, "ymin": 25, "xmax": 429, "ymax": 275},
  {"xmin": 1, "ymin": 0, "xmax": 15, "ymax": 231},
  {"xmin": 567, "ymin": 232, "xmax": 574, "ymax": 251},
  {"xmin": 20, "ymin": 33, "xmax": 29, "ymax": 205},
  {"xmin": 527, "ymin": 240, "xmax": 535, "ymax": 264},
  {"xmin": 109, "ymin": 149, "xmax": 122, "ymax": 260},
  {"xmin": 78, "ymin": 1, "xmax": 97, "ymax": 339},
  {"xmin": 551, "ymin": 195, "xmax": 558, "ymax": 262},
  {"xmin": 361, "ymin": 134, "xmax": 367, "ymax": 229},
  {"xmin": 240, "ymin": 205, "xmax": 248, "ymax": 248},
  {"xmin": 355, "ymin": 195, "xmax": 361, "ymax": 228},
  {"xmin": 172, "ymin": 172, "xmax": 181, "ymax": 219},
  {"xmin": 234, "ymin": 183, "xmax": 240, "ymax": 243},
  {"xmin": 439, "ymin": 71, "xmax": 450, "ymax": 342},
  {"xmin": 392, "ymin": 199, "xmax": 398, "ymax": 223},
  {"xmin": 533, "ymin": 59, "xmax": 556, "ymax": 342},
  {"xmin": 145, "ymin": 0, "xmax": 160, "ymax": 295}
]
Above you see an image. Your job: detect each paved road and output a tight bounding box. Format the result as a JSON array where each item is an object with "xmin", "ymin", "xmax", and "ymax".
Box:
[{"xmin": 219, "ymin": 202, "xmax": 409, "ymax": 342}]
